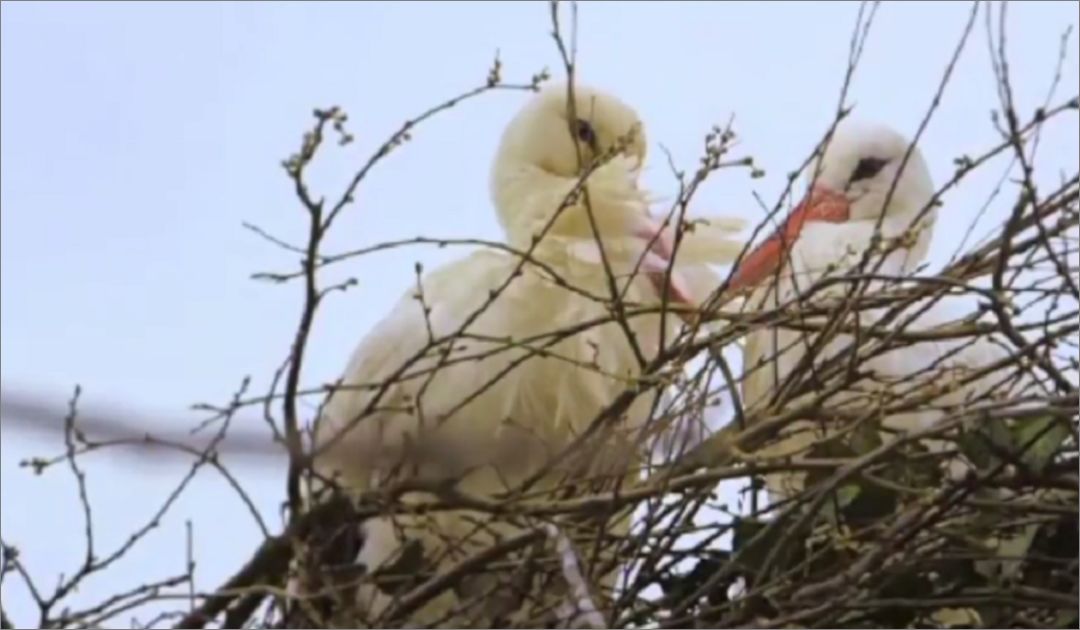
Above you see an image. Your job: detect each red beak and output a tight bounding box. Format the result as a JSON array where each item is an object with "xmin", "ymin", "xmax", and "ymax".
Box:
[
  {"xmin": 633, "ymin": 218, "xmax": 694, "ymax": 305},
  {"xmin": 727, "ymin": 185, "xmax": 851, "ymax": 292}
]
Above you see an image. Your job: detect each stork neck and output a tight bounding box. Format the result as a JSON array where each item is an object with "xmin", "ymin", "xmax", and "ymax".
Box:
[
  {"xmin": 887, "ymin": 206, "xmax": 936, "ymax": 273},
  {"xmin": 492, "ymin": 163, "xmax": 643, "ymax": 259}
]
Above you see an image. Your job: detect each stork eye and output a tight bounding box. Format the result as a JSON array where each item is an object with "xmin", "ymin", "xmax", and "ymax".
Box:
[
  {"xmin": 574, "ymin": 118, "xmax": 598, "ymax": 150},
  {"xmin": 850, "ymin": 157, "xmax": 888, "ymax": 183}
]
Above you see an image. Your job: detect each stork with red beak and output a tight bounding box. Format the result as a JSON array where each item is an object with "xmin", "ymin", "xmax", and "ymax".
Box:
[
  {"xmin": 726, "ymin": 121, "xmax": 1020, "ymax": 500},
  {"xmin": 304, "ymin": 83, "xmax": 746, "ymax": 626},
  {"xmin": 729, "ymin": 121, "xmax": 937, "ymax": 300}
]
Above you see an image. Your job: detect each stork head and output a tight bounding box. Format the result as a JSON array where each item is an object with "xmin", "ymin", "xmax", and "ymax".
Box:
[
  {"xmin": 489, "ymin": 83, "xmax": 653, "ymax": 245},
  {"xmin": 490, "ymin": 83, "xmax": 702, "ymax": 305},
  {"xmin": 727, "ymin": 121, "xmax": 936, "ymax": 292},
  {"xmin": 492, "ymin": 82, "xmax": 647, "ymax": 182},
  {"xmin": 808, "ymin": 121, "xmax": 935, "ymax": 222}
]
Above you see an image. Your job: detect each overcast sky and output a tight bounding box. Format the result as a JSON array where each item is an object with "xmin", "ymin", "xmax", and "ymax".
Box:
[{"xmin": 2, "ymin": 1, "xmax": 1077, "ymax": 626}]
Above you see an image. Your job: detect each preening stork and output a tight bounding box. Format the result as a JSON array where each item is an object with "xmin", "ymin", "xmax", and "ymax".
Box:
[
  {"xmin": 726, "ymin": 121, "xmax": 1030, "ymax": 501},
  {"xmin": 300, "ymin": 83, "xmax": 746, "ymax": 627}
]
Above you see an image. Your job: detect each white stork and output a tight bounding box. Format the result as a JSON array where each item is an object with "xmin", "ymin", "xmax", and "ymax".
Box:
[
  {"xmin": 304, "ymin": 83, "xmax": 745, "ymax": 626},
  {"xmin": 725, "ymin": 121, "xmax": 1027, "ymax": 501}
]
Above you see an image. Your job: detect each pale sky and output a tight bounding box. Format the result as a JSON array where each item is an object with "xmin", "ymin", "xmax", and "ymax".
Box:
[{"xmin": 2, "ymin": 1, "xmax": 1077, "ymax": 626}]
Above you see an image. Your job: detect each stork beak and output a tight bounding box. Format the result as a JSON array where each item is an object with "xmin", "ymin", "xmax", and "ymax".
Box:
[
  {"xmin": 633, "ymin": 216, "xmax": 694, "ymax": 305},
  {"xmin": 726, "ymin": 185, "xmax": 851, "ymax": 292}
]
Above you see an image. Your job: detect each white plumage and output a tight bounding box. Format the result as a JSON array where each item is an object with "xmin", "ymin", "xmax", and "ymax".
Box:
[
  {"xmin": 305, "ymin": 83, "xmax": 745, "ymax": 626},
  {"xmin": 729, "ymin": 121, "xmax": 1027, "ymax": 501}
]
